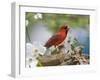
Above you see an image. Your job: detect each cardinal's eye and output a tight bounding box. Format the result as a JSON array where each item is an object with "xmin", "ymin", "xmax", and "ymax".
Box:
[{"xmin": 64, "ymin": 26, "xmax": 67, "ymax": 29}]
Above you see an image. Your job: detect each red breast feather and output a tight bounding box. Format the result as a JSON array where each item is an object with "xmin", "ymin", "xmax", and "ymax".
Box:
[{"xmin": 44, "ymin": 31, "xmax": 67, "ymax": 48}]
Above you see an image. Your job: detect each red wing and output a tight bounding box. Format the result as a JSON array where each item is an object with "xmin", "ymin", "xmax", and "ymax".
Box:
[{"xmin": 44, "ymin": 33, "xmax": 62, "ymax": 48}]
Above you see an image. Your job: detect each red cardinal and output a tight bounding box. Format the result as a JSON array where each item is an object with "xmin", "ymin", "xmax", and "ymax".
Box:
[{"xmin": 44, "ymin": 24, "xmax": 69, "ymax": 48}]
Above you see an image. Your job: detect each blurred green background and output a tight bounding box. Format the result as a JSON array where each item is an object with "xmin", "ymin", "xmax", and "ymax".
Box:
[{"xmin": 25, "ymin": 12, "xmax": 89, "ymax": 33}]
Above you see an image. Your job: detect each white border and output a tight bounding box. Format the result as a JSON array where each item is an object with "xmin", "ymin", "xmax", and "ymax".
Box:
[{"xmin": 11, "ymin": 2, "xmax": 97, "ymax": 78}]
